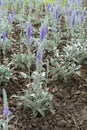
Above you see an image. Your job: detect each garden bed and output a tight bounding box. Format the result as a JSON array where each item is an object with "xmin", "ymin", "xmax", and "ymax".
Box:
[{"xmin": 0, "ymin": 0, "xmax": 87, "ymax": 130}]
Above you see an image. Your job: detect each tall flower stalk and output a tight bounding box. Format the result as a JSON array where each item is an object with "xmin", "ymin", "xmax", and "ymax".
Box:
[
  {"xmin": 35, "ymin": 23, "xmax": 47, "ymax": 83},
  {"xmin": 54, "ymin": 5, "xmax": 59, "ymax": 22},
  {"xmin": 36, "ymin": 23, "xmax": 47, "ymax": 70},
  {"xmin": 40, "ymin": 23, "xmax": 47, "ymax": 43},
  {"xmin": 0, "ymin": 89, "xmax": 14, "ymax": 130},
  {"xmin": 3, "ymin": 89, "xmax": 10, "ymax": 117},
  {"xmin": 36, "ymin": 49, "xmax": 42, "ymax": 72},
  {"xmin": 26, "ymin": 22, "xmax": 32, "ymax": 82},
  {"xmin": 1, "ymin": 89, "xmax": 10, "ymax": 130},
  {"xmin": 2, "ymin": 30, "xmax": 6, "ymax": 60}
]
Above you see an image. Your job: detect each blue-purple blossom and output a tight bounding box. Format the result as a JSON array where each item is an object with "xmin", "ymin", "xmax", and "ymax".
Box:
[
  {"xmin": 29, "ymin": 2, "xmax": 33, "ymax": 13},
  {"xmin": 80, "ymin": 8, "xmax": 86, "ymax": 24},
  {"xmin": 2, "ymin": 31, "xmax": 6, "ymax": 42},
  {"xmin": 71, "ymin": 14, "xmax": 75, "ymax": 26},
  {"xmin": 40, "ymin": 24, "xmax": 47, "ymax": 43},
  {"xmin": 50, "ymin": 5, "xmax": 54, "ymax": 13},
  {"xmin": 68, "ymin": 9, "xmax": 73, "ymax": 16},
  {"xmin": 70, "ymin": 0, "xmax": 76, "ymax": 3},
  {"xmin": 45, "ymin": 4, "xmax": 53, "ymax": 13},
  {"xmin": 3, "ymin": 109, "xmax": 10, "ymax": 116},
  {"xmin": 26, "ymin": 22, "xmax": 32, "ymax": 42},
  {"xmin": 55, "ymin": 5, "xmax": 59, "ymax": 21},
  {"xmin": 8, "ymin": 15, "xmax": 11, "ymax": 23},
  {"xmin": 36, "ymin": 50, "xmax": 42, "ymax": 70},
  {"xmin": 0, "ymin": 0, "xmax": 2, "ymax": 6},
  {"xmin": 75, "ymin": 10, "xmax": 79, "ymax": 16},
  {"xmin": 11, "ymin": 10, "xmax": 15, "ymax": 17},
  {"xmin": 8, "ymin": 10, "xmax": 14, "ymax": 23},
  {"xmin": 45, "ymin": 4, "xmax": 51, "ymax": 12},
  {"xmin": 51, "ymin": 26, "xmax": 57, "ymax": 32},
  {"xmin": 3, "ymin": 89, "xmax": 10, "ymax": 117},
  {"xmin": 80, "ymin": 14, "xmax": 85, "ymax": 24}
]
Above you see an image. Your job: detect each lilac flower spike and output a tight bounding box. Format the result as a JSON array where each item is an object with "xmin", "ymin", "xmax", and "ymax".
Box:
[
  {"xmin": 40, "ymin": 24, "xmax": 47, "ymax": 43},
  {"xmin": 3, "ymin": 89, "xmax": 10, "ymax": 116},
  {"xmin": 68, "ymin": 9, "xmax": 72, "ymax": 16},
  {"xmin": 8, "ymin": 10, "xmax": 15, "ymax": 23},
  {"xmin": 75, "ymin": 10, "xmax": 79, "ymax": 16},
  {"xmin": 71, "ymin": 14, "xmax": 75, "ymax": 26},
  {"xmin": 81, "ymin": 14, "xmax": 85, "ymax": 24},
  {"xmin": 45, "ymin": 4, "xmax": 51, "ymax": 12},
  {"xmin": 29, "ymin": 2, "xmax": 33, "ymax": 13},
  {"xmin": 2, "ymin": 31, "xmax": 6, "ymax": 42},
  {"xmin": 8, "ymin": 15, "xmax": 11, "ymax": 23},
  {"xmin": 0, "ymin": 0, "xmax": 2, "ymax": 6},
  {"xmin": 3, "ymin": 108, "xmax": 10, "ymax": 116},
  {"xmin": 80, "ymin": 8, "xmax": 86, "ymax": 24},
  {"xmin": 36, "ymin": 50, "xmax": 42, "ymax": 70},
  {"xmin": 55, "ymin": 5, "xmax": 59, "ymax": 21},
  {"xmin": 11, "ymin": 10, "xmax": 15, "ymax": 17},
  {"xmin": 70, "ymin": 0, "xmax": 76, "ymax": 3},
  {"xmin": 26, "ymin": 22, "xmax": 32, "ymax": 43}
]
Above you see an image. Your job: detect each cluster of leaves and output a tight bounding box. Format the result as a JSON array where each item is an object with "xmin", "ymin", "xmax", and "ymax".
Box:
[
  {"xmin": 50, "ymin": 34, "xmax": 87, "ymax": 82},
  {"xmin": 64, "ymin": 40, "xmax": 87, "ymax": 65},
  {"xmin": 13, "ymin": 82, "xmax": 54, "ymax": 117},
  {"xmin": 0, "ymin": 65, "xmax": 12, "ymax": 85},
  {"xmin": 10, "ymin": 53, "xmax": 35, "ymax": 69}
]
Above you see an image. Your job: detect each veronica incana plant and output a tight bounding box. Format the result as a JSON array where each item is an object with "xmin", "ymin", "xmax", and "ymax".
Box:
[{"xmin": 0, "ymin": 89, "xmax": 14, "ymax": 130}]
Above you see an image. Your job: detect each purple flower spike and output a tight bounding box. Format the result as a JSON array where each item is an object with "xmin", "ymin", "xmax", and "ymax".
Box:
[
  {"xmin": 36, "ymin": 50, "xmax": 42, "ymax": 70},
  {"xmin": 40, "ymin": 24, "xmax": 47, "ymax": 43},
  {"xmin": 71, "ymin": 0, "xmax": 76, "ymax": 3},
  {"xmin": 26, "ymin": 22, "xmax": 32, "ymax": 43},
  {"xmin": 81, "ymin": 14, "xmax": 85, "ymax": 24},
  {"xmin": 68, "ymin": 9, "xmax": 72, "ymax": 16},
  {"xmin": 8, "ymin": 10, "xmax": 14, "ymax": 24},
  {"xmin": 29, "ymin": 2, "xmax": 33, "ymax": 13},
  {"xmin": 2, "ymin": 31, "xmax": 6, "ymax": 42},
  {"xmin": 8, "ymin": 15, "xmax": 11, "ymax": 23},
  {"xmin": 0, "ymin": 0, "xmax": 2, "ymax": 6},
  {"xmin": 3, "ymin": 89, "xmax": 10, "ymax": 117},
  {"xmin": 45, "ymin": 4, "xmax": 51, "ymax": 12},
  {"xmin": 75, "ymin": 10, "xmax": 79, "ymax": 16},
  {"xmin": 11, "ymin": 10, "xmax": 15, "ymax": 17},
  {"xmin": 55, "ymin": 6, "xmax": 59, "ymax": 21},
  {"xmin": 71, "ymin": 14, "xmax": 75, "ymax": 26},
  {"xmin": 3, "ymin": 109, "xmax": 10, "ymax": 116}
]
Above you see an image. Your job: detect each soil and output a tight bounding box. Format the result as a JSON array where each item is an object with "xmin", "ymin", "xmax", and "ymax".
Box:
[{"xmin": 0, "ymin": 6, "xmax": 87, "ymax": 130}]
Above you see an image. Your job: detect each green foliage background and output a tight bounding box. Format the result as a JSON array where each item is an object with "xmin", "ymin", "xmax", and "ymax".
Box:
[{"xmin": 44, "ymin": 0, "xmax": 68, "ymax": 5}]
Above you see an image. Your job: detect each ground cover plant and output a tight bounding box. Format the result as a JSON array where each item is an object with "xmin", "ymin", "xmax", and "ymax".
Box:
[{"xmin": 0, "ymin": 0, "xmax": 87, "ymax": 130}]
